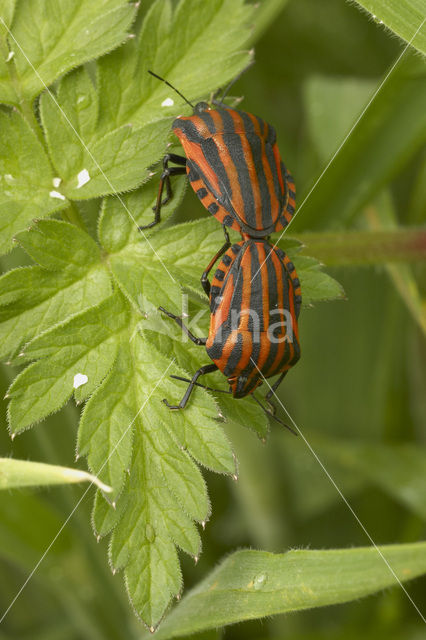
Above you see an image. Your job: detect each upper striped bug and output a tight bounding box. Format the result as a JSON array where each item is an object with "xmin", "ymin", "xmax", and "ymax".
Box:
[
  {"xmin": 142, "ymin": 70, "xmax": 296, "ymax": 237},
  {"xmin": 159, "ymin": 237, "xmax": 301, "ymax": 432}
]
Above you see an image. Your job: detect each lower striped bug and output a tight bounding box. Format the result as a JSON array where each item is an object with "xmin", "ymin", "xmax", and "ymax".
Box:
[{"xmin": 160, "ymin": 235, "xmax": 301, "ymax": 432}]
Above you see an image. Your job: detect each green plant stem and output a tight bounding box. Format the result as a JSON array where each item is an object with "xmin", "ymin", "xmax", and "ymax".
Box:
[
  {"xmin": 61, "ymin": 201, "xmax": 88, "ymax": 232},
  {"xmin": 293, "ymin": 228, "xmax": 426, "ymax": 266},
  {"xmin": 18, "ymin": 98, "xmax": 48, "ymax": 149}
]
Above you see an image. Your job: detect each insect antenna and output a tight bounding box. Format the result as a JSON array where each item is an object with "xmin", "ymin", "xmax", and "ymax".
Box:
[
  {"xmin": 252, "ymin": 393, "xmax": 297, "ymax": 436},
  {"xmin": 148, "ymin": 70, "xmax": 195, "ymax": 109}
]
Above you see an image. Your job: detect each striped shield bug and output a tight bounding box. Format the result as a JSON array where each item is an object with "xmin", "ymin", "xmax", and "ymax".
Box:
[
  {"xmin": 141, "ymin": 71, "xmax": 296, "ymax": 237},
  {"xmin": 159, "ymin": 237, "xmax": 301, "ymax": 431}
]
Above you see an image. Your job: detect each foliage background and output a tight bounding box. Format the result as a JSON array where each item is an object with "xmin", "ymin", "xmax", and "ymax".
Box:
[{"xmin": 0, "ymin": 0, "xmax": 425, "ymax": 638}]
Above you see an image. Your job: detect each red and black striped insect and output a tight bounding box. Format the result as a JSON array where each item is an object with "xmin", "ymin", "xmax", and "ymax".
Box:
[
  {"xmin": 141, "ymin": 71, "xmax": 296, "ymax": 237},
  {"xmin": 160, "ymin": 236, "xmax": 301, "ymax": 430}
]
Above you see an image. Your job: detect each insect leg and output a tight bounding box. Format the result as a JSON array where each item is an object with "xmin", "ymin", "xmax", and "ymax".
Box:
[
  {"xmin": 170, "ymin": 375, "xmax": 231, "ymax": 394},
  {"xmin": 164, "ymin": 363, "xmax": 219, "ymax": 410},
  {"xmin": 159, "ymin": 306, "xmax": 206, "ymax": 345},
  {"xmin": 252, "ymin": 393, "xmax": 297, "ymax": 436},
  {"xmin": 201, "ymin": 227, "xmax": 231, "ymax": 297},
  {"xmin": 139, "ymin": 154, "xmax": 187, "ymax": 230},
  {"xmin": 265, "ymin": 371, "xmax": 288, "ymax": 401},
  {"xmin": 159, "ymin": 153, "xmax": 187, "ymax": 206}
]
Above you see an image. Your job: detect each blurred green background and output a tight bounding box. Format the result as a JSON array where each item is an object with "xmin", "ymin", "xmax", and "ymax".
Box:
[{"xmin": 1, "ymin": 0, "xmax": 425, "ymax": 638}]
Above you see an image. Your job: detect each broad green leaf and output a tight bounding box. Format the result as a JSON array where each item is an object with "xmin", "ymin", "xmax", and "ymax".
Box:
[
  {"xmin": 7, "ymin": 293, "xmax": 128, "ymax": 432},
  {"xmin": 37, "ymin": 0, "xmax": 257, "ymax": 201},
  {"xmin": 39, "ymin": 66, "xmax": 172, "ymax": 199},
  {"xmin": 102, "ymin": 218, "xmax": 227, "ymax": 313},
  {"xmin": 0, "ymin": 2, "xmax": 17, "ymax": 104},
  {"xmin": 92, "ymin": 486, "xmax": 124, "ymax": 536},
  {"xmin": 99, "ymin": 170, "xmax": 187, "ymax": 254},
  {"xmin": 0, "ymin": 0, "xmax": 16, "ymax": 29},
  {"xmin": 97, "ymin": 0, "xmax": 256, "ymax": 133},
  {"xmin": 81, "ymin": 331, "xmax": 234, "ymax": 626},
  {"xmin": 354, "ymin": 1, "xmax": 426, "ymax": 55},
  {"xmin": 0, "ymin": 110, "xmax": 66, "ymax": 254},
  {"xmin": 0, "ymin": 458, "xmax": 112, "ymax": 492},
  {"xmin": 0, "ymin": 220, "xmax": 111, "ymax": 361},
  {"xmin": 282, "ymin": 252, "xmax": 345, "ymax": 304},
  {"xmin": 16, "ymin": 218, "xmax": 102, "ymax": 271},
  {"xmin": 0, "ymin": 0, "xmax": 137, "ymax": 104},
  {"xmin": 293, "ymin": 54, "xmax": 426, "ymax": 231},
  {"xmin": 2, "ymin": 170, "xmax": 343, "ymax": 633},
  {"xmin": 217, "ymin": 395, "xmax": 270, "ymax": 441},
  {"xmin": 152, "ymin": 543, "xmax": 426, "ymax": 638},
  {"xmin": 107, "ymin": 434, "xmax": 185, "ymax": 627},
  {"xmin": 0, "ymin": 1, "xmax": 349, "ymax": 628},
  {"xmin": 6, "ymin": 273, "xmax": 235, "ymax": 628}
]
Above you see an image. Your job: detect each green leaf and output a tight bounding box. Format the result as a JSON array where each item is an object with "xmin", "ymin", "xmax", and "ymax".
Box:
[
  {"xmin": 0, "ymin": 0, "xmax": 16, "ymax": 29},
  {"xmin": 7, "ymin": 292, "xmax": 128, "ymax": 433},
  {"xmin": 82, "ymin": 329, "xmax": 234, "ymax": 626},
  {"xmin": 37, "ymin": 0, "xmax": 256, "ymax": 201},
  {"xmin": 39, "ymin": 66, "xmax": 172, "ymax": 199},
  {"xmin": 0, "ymin": 457, "xmax": 112, "ymax": 492},
  {"xmin": 99, "ymin": 170, "xmax": 187, "ymax": 254},
  {"xmin": 105, "ymin": 218, "xmax": 225, "ymax": 313},
  {"xmin": 0, "ymin": 1, "xmax": 17, "ymax": 105},
  {"xmin": 16, "ymin": 218, "xmax": 101, "ymax": 271},
  {"xmin": 1, "ymin": 155, "xmax": 343, "ymax": 633},
  {"xmin": 293, "ymin": 54, "xmax": 426, "ymax": 231},
  {"xmin": 152, "ymin": 543, "xmax": 426, "ymax": 639},
  {"xmin": 0, "ymin": 110, "xmax": 66, "ymax": 254},
  {"xmin": 96, "ymin": 0, "xmax": 256, "ymax": 133},
  {"xmin": 7, "ymin": 273, "xmax": 235, "ymax": 627},
  {"xmin": 0, "ymin": 220, "xmax": 111, "ymax": 361},
  {"xmin": 296, "ymin": 257, "xmax": 345, "ymax": 304},
  {"xmin": 0, "ymin": 1, "xmax": 351, "ymax": 628},
  {"xmin": 217, "ymin": 394, "xmax": 270, "ymax": 441},
  {"xmin": 276, "ymin": 244, "xmax": 346, "ymax": 304},
  {"xmin": 353, "ymin": 0, "xmax": 426, "ymax": 55},
  {"xmin": 0, "ymin": 0, "xmax": 137, "ymax": 104}
]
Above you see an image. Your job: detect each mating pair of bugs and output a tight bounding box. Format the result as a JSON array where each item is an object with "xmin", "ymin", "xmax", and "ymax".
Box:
[{"xmin": 144, "ymin": 71, "xmax": 301, "ymax": 431}]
